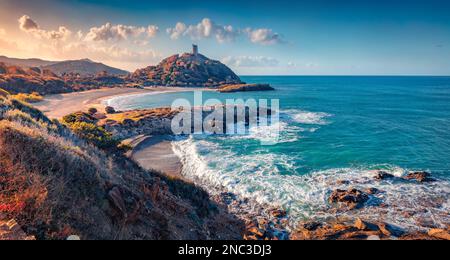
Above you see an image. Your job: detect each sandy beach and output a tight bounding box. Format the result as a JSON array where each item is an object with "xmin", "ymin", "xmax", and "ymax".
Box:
[
  {"xmin": 33, "ymin": 86, "xmax": 190, "ymax": 119},
  {"xmin": 127, "ymin": 135, "xmax": 184, "ymax": 180}
]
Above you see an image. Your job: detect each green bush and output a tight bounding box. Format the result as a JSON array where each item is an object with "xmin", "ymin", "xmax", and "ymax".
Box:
[
  {"xmin": 68, "ymin": 122, "xmax": 118, "ymax": 149},
  {"xmin": 88, "ymin": 107, "xmax": 98, "ymax": 115},
  {"xmin": 62, "ymin": 112, "xmax": 96, "ymax": 125}
]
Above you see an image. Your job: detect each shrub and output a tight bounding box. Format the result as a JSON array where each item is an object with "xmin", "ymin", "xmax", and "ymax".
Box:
[
  {"xmin": 11, "ymin": 92, "xmax": 44, "ymax": 103},
  {"xmin": 105, "ymin": 106, "xmax": 115, "ymax": 114},
  {"xmin": 88, "ymin": 107, "xmax": 98, "ymax": 115},
  {"xmin": 62, "ymin": 112, "xmax": 96, "ymax": 125},
  {"xmin": 68, "ymin": 121, "xmax": 119, "ymax": 149}
]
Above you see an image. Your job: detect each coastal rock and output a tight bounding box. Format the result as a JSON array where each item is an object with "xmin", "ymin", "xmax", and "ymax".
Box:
[
  {"xmin": 105, "ymin": 106, "xmax": 116, "ymax": 114},
  {"xmin": 218, "ymin": 83, "xmax": 274, "ymax": 93},
  {"xmin": 328, "ymin": 188, "xmax": 370, "ymax": 209},
  {"xmin": 404, "ymin": 171, "xmax": 435, "ymax": 183},
  {"xmin": 374, "ymin": 171, "xmax": 395, "ymax": 180},
  {"xmin": 428, "ymin": 229, "xmax": 450, "ymax": 240},
  {"xmin": 377, "ymin": 222, "xmax": 404, "ymax": 237}
]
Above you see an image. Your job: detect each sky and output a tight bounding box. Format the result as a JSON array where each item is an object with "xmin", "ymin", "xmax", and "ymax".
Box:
[{"xmin": 0, "ymin": 0, "xmax": 450, "ymax": 75}]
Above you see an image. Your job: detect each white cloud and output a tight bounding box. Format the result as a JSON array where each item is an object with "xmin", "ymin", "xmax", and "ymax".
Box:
[
  {"xmin": 166, "ymin": 22, "xmax": 187, "ymax": 40},
  {"xmin": 244, "ymin": 28, "xmax": 284, "ymax": 45},
  {"xmin": 18, "ymin": 15, "xmax": 38, "ymax": 31},
  {"xmin": 0, "ymin": 28, "xmax": 5, "ymax": 36},
  {"xmin": 222, "ymin": 56, "xmax": 280, "ymax": 67},
  {"xmin": 18, "ymin": 15, "xmax": 71, "ymax": 41},
  {"xmin": 167, "ymin": 18, "xmax": 238, "ymax": 43},
  {"xmin": 147, "ymin": 25, "xmax": 159, "ymax": 38},
  {"xmin": 84, "ymin": 22, "xmax": 147, "ymax": 42}
]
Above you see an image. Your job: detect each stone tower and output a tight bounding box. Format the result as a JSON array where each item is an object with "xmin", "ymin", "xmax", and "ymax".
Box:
[{"xmin": 192, "ymin": 44, "xmax": 198, "ymax": 56}]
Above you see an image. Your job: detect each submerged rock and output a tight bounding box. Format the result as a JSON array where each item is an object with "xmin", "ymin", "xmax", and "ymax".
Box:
[
  {"xmin": 374, "ymin": 171, "xmax": 395, "ymax": 180},
  {"xmin": 404, "ymin": 171, "xmax": 435, "ymax": 183}
]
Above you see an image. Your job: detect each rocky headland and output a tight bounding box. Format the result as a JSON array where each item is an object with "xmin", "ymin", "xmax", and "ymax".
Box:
[
  {"xmin": 131, "ymin": 53, "xmax": 242, "ymax": 87},
  {"xmin": 218, "ymin": 83, "xmax": 274, "ymax": 93}
]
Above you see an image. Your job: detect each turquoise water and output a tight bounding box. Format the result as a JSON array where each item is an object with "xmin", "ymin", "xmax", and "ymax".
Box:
[{"xmin": 108, "ymin": 76, "xmax": 450, "ymax": 228}]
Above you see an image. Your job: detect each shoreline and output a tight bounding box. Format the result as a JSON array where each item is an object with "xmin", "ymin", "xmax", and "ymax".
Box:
[
  {"xmin": 31, "ymin": 85, "xmax": 450, "ymax": 240},
  {"xmin": 33, "ymin": 86, "xmax": 199, "ymax": 119}
]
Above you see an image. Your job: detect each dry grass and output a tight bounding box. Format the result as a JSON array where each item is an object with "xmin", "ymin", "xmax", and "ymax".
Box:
[
  {"xmin": 0, "ymin": 96, "xmax": 244, "ymax": 240},
  {"xmin": 11, "ymin": 92, "xmax": 44, "ymax": 103}
]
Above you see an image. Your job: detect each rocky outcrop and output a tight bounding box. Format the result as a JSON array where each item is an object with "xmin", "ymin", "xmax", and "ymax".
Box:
[
  {"xmin": 290, "ymin": 219, "xmax": 406, "ymax": 240},
  {"xmin": 218, "ymin": 83, "xmax": 275, "ymax": 93},
  {"xmin": 131, "ymin": 53, "xmax": 242, "ymax": 87},
  {"xmin": 405, "ymin": 171, "xmax": 435, "ymax": 183},
  {"xmin": 328, "ymin": 188, "xmax": 370, "ymax": 209}
]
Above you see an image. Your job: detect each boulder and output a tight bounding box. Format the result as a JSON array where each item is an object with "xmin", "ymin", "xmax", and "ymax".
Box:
[
  {"xmin": 428, "ymin": 229, "xmax": 450, "ymax": 240},
  {"xmin": 404, "ymin": 171, "xmax": 435, "ymax": 183},
  {"xmin": 328, "ymin": 188, "xmax": 370, "ymax": 209},
  {"xmin": 374, "ymin": 171, "xmax": 395, "ymax": 180}
]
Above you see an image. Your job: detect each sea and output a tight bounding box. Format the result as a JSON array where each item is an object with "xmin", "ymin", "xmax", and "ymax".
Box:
[{"xmin": 107, "ymin": 76, "xmax": 450, "ymax": 229}]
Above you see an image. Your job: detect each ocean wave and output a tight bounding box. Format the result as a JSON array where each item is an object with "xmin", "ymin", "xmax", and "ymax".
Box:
[
  {"xmin": 172, "ymin": 137, "xmax": 450, "ymax": 230},
  {"xmin": 283, "ymin": 109, "xmax": 332, "ymax": 125}
]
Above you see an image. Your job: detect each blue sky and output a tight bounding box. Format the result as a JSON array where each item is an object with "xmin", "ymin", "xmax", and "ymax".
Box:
[{"xmin": 1, "ymin": 0, "xmax": 450, "ymax": 75}]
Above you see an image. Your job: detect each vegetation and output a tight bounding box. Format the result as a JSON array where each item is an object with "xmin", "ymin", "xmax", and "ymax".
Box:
[
  {"xmin": 11, "ymin": 92, "xmax": 44, "ymax": 103},
  {"xmin": 105, "ymin": 106, "xmax": 115, "ymax": 114},
  {"xmin": 62, "ymin": 112, "xmax": 118, "ymax": 149},
  {"xmin": 0, "ymin": 88, "xmax": 10, "ymax": 97},
  {"xmin": 0, "ymin": 94, "xmax": 240, "ymax": 240},
  {"xmin": 68, "ymin": 121, "xmax": 118, "ymax": 149},
  {"xmin": 88, "ymin": 107, "xmax": 98, "ymax": 115}
]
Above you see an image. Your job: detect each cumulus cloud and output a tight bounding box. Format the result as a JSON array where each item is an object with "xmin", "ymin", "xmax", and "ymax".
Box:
[
  {"xmin": 166, "ymin": 22, "xmax": 187, "ymax": 40},
  {"xmin": 222, "ymin": 56, "xmax": 280, "ymax": 67},
  {"xmin": 167, "ymin": 18, "xmax": 238, "ymax": 43},
  {"xmin": 18, "ymin": 15, "xmax": 71, "ymax": 41},
  {"xmin": 244, "ymin": 28, "xmax": 284, "ymax": 45},
  {"xmin": 18, "ymin": 15, "xmax": 38, "ymax": 31},
  {"xmin": 84, "ymin": 23, "xmax": 148, "ymax": 42},
  {"xmin": 147, "ymin": 25, "xmax": 159, "ymax": 38}
]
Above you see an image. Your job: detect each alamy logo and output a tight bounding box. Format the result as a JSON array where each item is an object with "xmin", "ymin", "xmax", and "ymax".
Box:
[{"xmin": 170, "ymin": 91, "xmax": 280, "ymax": 145}]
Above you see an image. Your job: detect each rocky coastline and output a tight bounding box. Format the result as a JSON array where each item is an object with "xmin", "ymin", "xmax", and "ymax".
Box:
[{"xmin": 70, "ymin": 101, "xmax": 450, "ymax": 240}]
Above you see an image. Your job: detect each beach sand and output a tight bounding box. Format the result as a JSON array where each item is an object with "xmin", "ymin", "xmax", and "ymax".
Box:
[
  {"xmin": 33, "ymin": 86, "xmax": 189, "ymax": 119},
  {"xmin": 128, "ymin": 135, "xmax": 184, "ymax": 180}
]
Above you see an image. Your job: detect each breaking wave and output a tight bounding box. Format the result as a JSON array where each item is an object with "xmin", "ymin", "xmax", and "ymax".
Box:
[{"xmin": 172, "ymin": 136, "xmax": 450, "ymax": 230}]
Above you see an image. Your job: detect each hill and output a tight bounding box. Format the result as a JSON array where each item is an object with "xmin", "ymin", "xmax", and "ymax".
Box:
[
  {"xmin": 132, "ymin": 52, "xmax": 242, "ymax": 87},
  {"xmin": 0, "ymin": 62, "xmax": 71, "ymax": 95},
  {"xmin": 0, "ymin": 56, "xmax": 128, "ymax": 76},
  {"xmin": 43, "ymin": 59, "xmax": 129, "ymax": 76},
  {"xmin": 0, "ymin": 56, "xmax": 56, "ymax": 68}
]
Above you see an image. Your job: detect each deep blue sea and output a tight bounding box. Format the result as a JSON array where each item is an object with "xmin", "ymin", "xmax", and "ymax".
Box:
[{"xmin": 108, "ymin": 76, "xmax": 450, "ymax": 228}]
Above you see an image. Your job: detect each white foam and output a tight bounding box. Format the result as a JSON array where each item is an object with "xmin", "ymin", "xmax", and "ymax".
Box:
[
  {"xmin": 172, "ymin": 137, "xmax": 450, "ymax": 230},
  {"xmin": 284, "ymin": 109, "xmax": 332, "ymax": 125}
]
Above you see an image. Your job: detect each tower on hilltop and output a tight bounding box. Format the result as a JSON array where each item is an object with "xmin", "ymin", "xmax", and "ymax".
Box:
[{"xmin": 192, "ymin": 44, "xmax": 199, "ymax": 56}]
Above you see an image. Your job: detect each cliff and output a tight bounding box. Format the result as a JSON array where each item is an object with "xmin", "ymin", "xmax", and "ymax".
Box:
[{"xmin": 131, "ymin": 53, "xmax": 242, "ymax": 87}]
